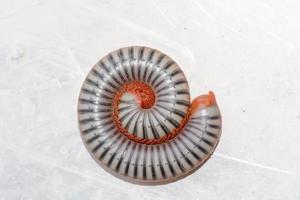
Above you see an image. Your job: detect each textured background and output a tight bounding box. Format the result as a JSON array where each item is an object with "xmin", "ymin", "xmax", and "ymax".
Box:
[{"xmin": 1, "ymin": 0, "xmax": 300, "ymax": 199}]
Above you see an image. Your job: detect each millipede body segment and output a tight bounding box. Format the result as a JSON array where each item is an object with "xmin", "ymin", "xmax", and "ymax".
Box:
[{"xmin": 78, "ymin": 46, "xmax": 222, "ymax": 185}]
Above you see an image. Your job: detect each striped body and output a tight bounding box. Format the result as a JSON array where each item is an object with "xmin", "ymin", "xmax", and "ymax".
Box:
[{"xmin": 78, "ymin": 46, "xmax": 222, "ymax": 184}]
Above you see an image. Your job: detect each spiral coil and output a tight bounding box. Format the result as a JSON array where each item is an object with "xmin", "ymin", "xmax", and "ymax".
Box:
[{"xmin": 78, "ymin": 46, "xmax": 222, "ymax": 184}]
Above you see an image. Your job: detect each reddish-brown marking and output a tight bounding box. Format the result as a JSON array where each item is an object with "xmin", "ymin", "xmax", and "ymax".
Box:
[
  {"xmin": 112, "ymin": 81, "xmax": 216, "ymax": 145},
  {"xmin": 126, "ymin": 81, "xmax": 156, "ymax": 109},
  {"xmin": 190, "ymin": 91, "xmax": 216, "ymax": 114}
]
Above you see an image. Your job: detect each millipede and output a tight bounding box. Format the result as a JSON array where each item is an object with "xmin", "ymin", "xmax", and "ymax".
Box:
[{"xmin": 77, "ymin": 46, "xmax": 222, "ymax": 185}]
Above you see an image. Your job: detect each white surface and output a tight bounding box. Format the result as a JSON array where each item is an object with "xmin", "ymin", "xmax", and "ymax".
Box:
[{"xmin": 0, "ymin": 0, "xmax": 300, "ymax": 199}]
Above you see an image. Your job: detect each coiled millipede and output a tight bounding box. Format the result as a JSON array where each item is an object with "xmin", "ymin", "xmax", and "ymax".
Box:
[{"xmin": 78, "ymin": 46, "xmax": 222, "ymax": 185}]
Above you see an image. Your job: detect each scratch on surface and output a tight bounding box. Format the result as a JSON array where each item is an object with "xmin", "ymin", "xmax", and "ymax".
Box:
[
  {"xmin": 250, "ymin": 1, "xmax": 297, "ymax": 50},
  {"xmin": 188, "ymin": 0, "xmax": 293, "ymax": 49},
  {"xmin": 214, "ymin": 153, "xmax": 300, "ymax": 177},
  {"xmin": 54, "ymin": 33, "xmax": 84, "ymax": 76},
  {"xmin": 0, "ymin": 0, "xmax": 45, "ymax": 20},
  {"xmin": 244, "ymin": 18, "xmax": 293, "ymax": 49},
  {"xmin": 1, "ymin": 142, "xmax": 119, "ymax": 187},
  {"xmin": 189, "ymin": 0, "xmax": 215, "ymax": 20},
  {"xmin": 188, "ymin": 0, "xmax": 247, "ymax": 39},
  {"xmin": 192, "ymin": 0, "xmax": 295, "ymax": 50},
  {"xmin": 150, "ymin": 0, "xmax": 175, "ymax": 28},
  {"xmin": 259, "ymin": 1, "xmax": 300, "ymax": 26},
  {"xmin": 83, "ymin": 3, "xmax": 196, "ymax": 65}
]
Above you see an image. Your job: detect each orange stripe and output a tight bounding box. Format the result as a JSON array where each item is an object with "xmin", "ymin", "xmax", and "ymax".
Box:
[{"xmin": 112, "ymin": 81, "xmax": 216, "ymax": 145}]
